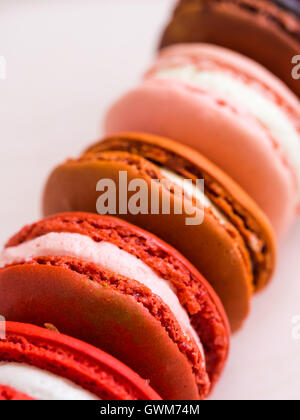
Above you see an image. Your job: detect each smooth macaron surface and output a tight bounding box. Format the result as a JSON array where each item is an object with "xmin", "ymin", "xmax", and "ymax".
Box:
[
  {"xmin": 0, "ymin": 213, "xmax": 230, "ymax": 400},
  {"xmin": 159, "ymin": 0, "xmax": 300, "ymax": 96},
  {"xmin": 42, "ymin": 134, "xmax": 276, "ymax": 332},
  {"xmin": 104, "ymin": 44, "xmax": 300, "ymax": 236},
  {"xmin": 0, "ymin": 322, "xmax": 161, "ymax": 400}
]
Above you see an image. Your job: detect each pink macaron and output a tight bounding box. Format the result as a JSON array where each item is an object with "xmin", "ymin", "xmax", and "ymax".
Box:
[{"xmin": 104, "ymin": 44, "xmax": 300, "ymax": 236}]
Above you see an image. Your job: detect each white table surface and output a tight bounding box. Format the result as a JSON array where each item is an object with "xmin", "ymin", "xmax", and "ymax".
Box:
[{"xmin": 0, "ymin": 0, "xmax": 299, "ymax": 401}]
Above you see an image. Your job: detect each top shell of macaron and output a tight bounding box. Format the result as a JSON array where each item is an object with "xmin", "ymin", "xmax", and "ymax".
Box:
[{"xmin": 148, "ymin": 43, "xmax": 300, "ymax": 118}]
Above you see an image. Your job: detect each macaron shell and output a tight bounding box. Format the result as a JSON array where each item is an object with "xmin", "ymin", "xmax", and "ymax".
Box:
[
  {"xmin": 0, "ymin": 385, "xmax": 33, "ymax": 400},
  {"xmin": 159, "ymin": 0, "xmax": 300, "ymax": 96},
  {"xmin": 0, "ymin": 264, "xmax": 200, "ymax": 400},
  {"xmin": 104, "ymin": 78, "xmax": 297, "ymax": 236},
  {"xmin": 0, "ymin": 322, "xmax": 161, "ymax": 401},
  {"xmin": 43, "ymin": 160, "xmax": 252, "ymax": 332}
]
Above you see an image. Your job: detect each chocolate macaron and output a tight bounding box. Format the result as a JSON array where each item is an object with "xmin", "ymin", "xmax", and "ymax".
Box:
[
  {"xmin": 0, "ymin": 213, "xmax": 230, "ymax": 400},
  {"xmin": 0, "ymin": 322, "xmax": 160, "ymax": 400},
  {"xmin": 42, "ymin": 133, "xmax": 276, "ymax": 332},
  {"xmin": 159, "ymin": 0, "xmax": 300, "ymax": 96}
]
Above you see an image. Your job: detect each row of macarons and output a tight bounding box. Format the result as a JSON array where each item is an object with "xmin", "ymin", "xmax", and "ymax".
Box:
[
  {"xmin": 102, "ymin": 0, "xmax": 300, "ymax": 237},
  {"xmin": 0, "ymin": 128, "xmax": 279, "ymax": 401},
  {"xmin": 1, "ymin": 0, "xmax": 299, "ymax": 400}
]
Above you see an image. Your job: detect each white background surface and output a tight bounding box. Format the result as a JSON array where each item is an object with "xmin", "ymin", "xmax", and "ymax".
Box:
[{"xmin": 0, "ymin": 0, "xmax": 299, "ymax": 400}]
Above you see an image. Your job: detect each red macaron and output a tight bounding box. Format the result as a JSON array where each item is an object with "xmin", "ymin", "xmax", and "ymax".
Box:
[
  {"xmin": 0, "ymin": 385, "xmax": 33, "ymax": 401},
  {"xmin": 0, "ymin": 322, "xmax": 160, "ymax": 400},
  {"xmin": 0, "ymin": 213, "xmax": 230, "ymax": 400}
]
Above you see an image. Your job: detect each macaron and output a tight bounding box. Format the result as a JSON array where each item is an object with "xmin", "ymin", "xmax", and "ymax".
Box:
[
  {"xmin": 159, "ymin": 0, "xmax": 300, "ymax": 96},
  {"xmin": 0, "ymin": 322, "xmax": 160, "ymax": 400},
  {"xmin": 0, "ymin": 213, "xmax": 230, "ymax": 400},
  {"xmin": 104, "ymin": 44, "xmax": 300, "ymax": 236},
  {"xmin": 0, "ymin": 385, "xmax": 33, "ymax": 401},
  {"xmin": 42, "ymin": 133, "xmax": 276, "ymax": 332}
]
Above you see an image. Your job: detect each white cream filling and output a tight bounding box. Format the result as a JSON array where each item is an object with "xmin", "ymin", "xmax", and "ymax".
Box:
[
  {"xmin": 154, "ymin": 66, "xmax": 300, "ymax": 200},
  {"xmin": 0, "ymin": 233, "xmax": 205, "ymax": 363},
  {"xmin": 160, "ymin": 167, "xmax": 228, "ymax": 224},
  {"xmin": 0, "ymin": 363, "xmax": 99, "ymax": 400}
]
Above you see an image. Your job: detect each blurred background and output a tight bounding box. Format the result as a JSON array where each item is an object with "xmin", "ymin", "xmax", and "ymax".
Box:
[{"xmin": 0, "ymin": 0, "xmax": 299, "ymax": 400}]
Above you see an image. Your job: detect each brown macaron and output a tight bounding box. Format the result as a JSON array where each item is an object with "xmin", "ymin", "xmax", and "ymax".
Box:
[{"xmin": 43, "ymin": 133, "xmax": 276, "ymax": 332}]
